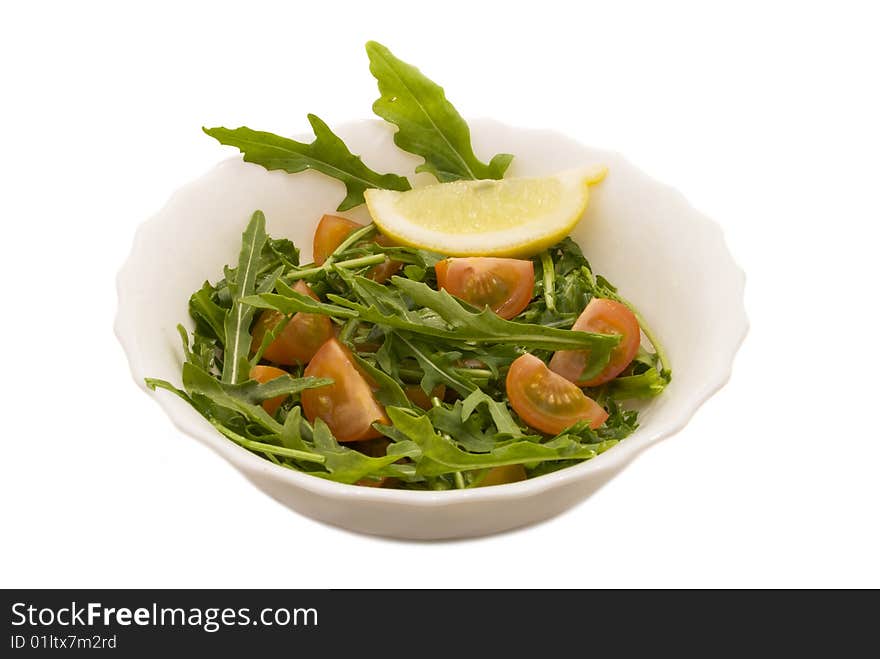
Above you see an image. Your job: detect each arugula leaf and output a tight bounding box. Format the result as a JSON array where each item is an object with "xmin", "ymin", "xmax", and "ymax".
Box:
[
  {"xmin": 189, "ymin": 282, "xmax": 226, "ymax": 342},
  {"xmin": 403, "ymin": 265, "xmax": 426, "ymax": 281},
  {"xmin": 221, "ymin": 211, "xmax": 268, "ymax": 384},
  {"xmin": 209, "ymin": 419, "xmax": 325, "ymax": 465},
  {"xmin": 183, "ymin": 362, "xmax": 328, "ymax": 432},
  {"xmin": 350, "ymin": 352, "xmax": 413, "ymax": 409},
  {"xmin": 227, "ymin": 375, "xmax": 334, "ymax": 405},
  {"xmin": 145, "ymin": 378, "xmax": 194, "ymax": 405},
  {"xmin": 373, "ymin": 332, "xmax": 399, "ymax": 378},
  {"xmin": 204, "ymin": 114, "xmax": 411, "ymax": 211},
  {"xmin": 392, "ymin": 277, "xmax": 620, "ymax": 354},
  {"xmin": 387, "ymin": 407, "xmax": 615, "ymax": 476},
  {"xmin": 394, "ymin": 334, "xmax": 475, "ymax": 396},
  {"xmin": 366, "ymin": 41, "xmax": 513, "ymax": 182},
  {"xmin": 604, "ymin": 369, "xmax": 669, "ymax": 399},
  {"xmin": 309, "ymin": 418, "xmax": 413, "ymax": 484},
  {"xmin": 266, "ymin": 237, "xmax": 300, "ymax": 269},
  {"xmin": 455, "ymin": 344, "xmax": 519, "ymax": 381},
  {"xmin": 147, "ymin": 369, "xmax": 330, "ymax": 466},
  {"xmin": 427, "ymin": 402, "xmax": 498, "ymax": 453},
  {"xmin": 173, "ymin": 324, "xmax": 216, "ymax": 373},
  {"xmin": 539, "ymin": 250, "xmax": 557, "ymax": 311},
  {"xmin": 279, "ymin": 407, "xmax": 311, "ymax": 452},
  {"xmin": 335, "ymin": 239, "xmax": 444, "ymax": 272},
  {"xmin": 244, "ymin": 276, "xmax": 621, "ymax": 355},
  {"xmin": 591, "ymin": 399, "xmax": 640, "ymax": 442},
  {"xmin": 460, "ymin": 390, "xmax": 523, "ymax": 437}
]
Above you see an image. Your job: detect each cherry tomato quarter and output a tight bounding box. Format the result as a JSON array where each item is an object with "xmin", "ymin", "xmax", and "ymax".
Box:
[
  {"xmin": 312, "ymin": 214, "xmax": 401, "ymax": 282},
  {"xmin": 249, "ymin": 365, "xmax": 290, "ymax": 416},
  {"xmin": 301, "ymin": 338, "xmax": 389, "ymax": 442},
  {"xmin": 549, "ymin": 298, "xmax": 641, "ymax": 386},
  {"xmin": 435, "ymin": 257, "xmax": 534, "ymax": 319},
  {"xmin": 250, "ymin": 280, "xmax": 333, "ymax": 366},
  {"xmin": 506, "ymin": 353, "xmax": 608, "ymax": 435},
  {"xmin": 313, "ymin": 214, "xmax": 362, "ymax": 265}
]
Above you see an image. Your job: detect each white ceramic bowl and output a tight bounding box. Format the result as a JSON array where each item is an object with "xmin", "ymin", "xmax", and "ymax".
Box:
[{"xmin": 116, "ymin": 119, "xmax": 747, "ymax": 540}]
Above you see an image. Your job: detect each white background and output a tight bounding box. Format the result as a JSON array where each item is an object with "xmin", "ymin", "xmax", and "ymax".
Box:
[{"xmin": 2, "ymin": 0, "xmax": 878, "ymax": 588}]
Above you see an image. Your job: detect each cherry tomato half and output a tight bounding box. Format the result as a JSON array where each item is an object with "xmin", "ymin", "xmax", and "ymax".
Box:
[
  {"xmin": 312, "ymin": 214, "xmax": 401, "ymax": 282},
  {"xmin": 250, "ymin": 280, "xmax": 333, "ymax": 366},
  {"xmin": 249, "ymin": 365, "xmax": 290, "ymax": 416},
  {"xmin": 301, "ymin": 338, "xmax": 389, "ymax": 442},
  {"xmin": 435, "ymin": 257, "xmax": 534, "ymax": 319},
  {"xmin": 506, "ymin": 353, "xmax": 608, "ymax": 435},
  {"xmin": 549, "ymin": 298, "xmax": 641, "ymax": 386},
  {"xmin": 313, "ymin": 214, "xmax": 362, "ymax": 265}
]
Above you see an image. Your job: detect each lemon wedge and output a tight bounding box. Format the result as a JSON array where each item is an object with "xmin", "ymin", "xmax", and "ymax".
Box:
[{"xmin": 364, "ymin": 166, "xmax": 606, "ymax": 257}]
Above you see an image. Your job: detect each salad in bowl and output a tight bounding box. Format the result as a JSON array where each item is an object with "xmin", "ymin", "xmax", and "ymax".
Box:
[{"xmin": 145, "ymin": 42, "xmax": 670, "ymax": 491}]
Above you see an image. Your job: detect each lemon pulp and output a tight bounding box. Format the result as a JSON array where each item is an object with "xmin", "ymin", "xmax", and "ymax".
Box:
[{"xmin": 364, "ymin": 166, "xmax": 606, "ymax": 257}]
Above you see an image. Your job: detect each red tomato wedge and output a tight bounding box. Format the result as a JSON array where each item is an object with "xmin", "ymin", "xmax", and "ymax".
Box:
[
  {"xmin": 312, "ymin": 214, "xmax": 401, "ymax": 282},
  {"xmin": 249, "ymin": 365, "xmax": 290, "ymax": 416},
  {"xmin": 434, "ymin": 257, "xmax": 534, "ymax": 319},
  {"xmin": 250, "ymin": 280, "xmax": 333, "ymax": 366},
  {"xmin": 506, "ymin": 354, "xmax": 608, "ymax": 435},
  {"xmin": 313, "ymin": 214, "xmax": 362, "ymax": 265},
  {"xmin": 301, "ymin": 338, "xmax": 389, "ymax": 442},
  {"xmin": 549, "ymin": 298, "xmax": 641, "ymax": 387}
]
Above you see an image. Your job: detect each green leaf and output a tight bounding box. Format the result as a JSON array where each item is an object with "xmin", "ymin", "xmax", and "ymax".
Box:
[
  {"xmin": 183, "ymin": 362, "xmax": 328, "ymax": 433},
  {"xmin": 393, "ymin": 277, "xmax": 621, "ymax": 354},
  {"xmin": 247, "ymin": 290, "xmax": 354, "ymax": 319},
  {"xmin": 460, "ymin": 390, "xmax": 523, "ymax": 437},
  {"xmin": 244, "ymin": 276, "xmax": 621, "ymax": 356},
  {"xmin": 366, "ymin": 41, "xmax": 513, "ymax": 182},
  {"xmin": 279, "ymin": 406, "xmax": 311, "ymax": 452},
  {"xmin": 222, "ymin": 211, "xmax": 268, "ymax": 384},
  {"xmin": 427, "ymin": 402, "xmax": 498, "ymax": 453},
  {"xmin": 149, "ymin": 369, "xmax": 330, "ymax": 466},
  {"xmin": 204, "ymin": 115, "xmax": 411, "ymax": 211},
  {"xmin": 334, "ymin": 237, "xmax": 443, "ymax": 269},
  {"xmin": 233, "ymin": 375, "xmax": 334, "ymax": 404},
  {"xmin": 374, "ymin": 332, "xmax": 399, "ymax": 377},
  {"xmin": 591, "ymin": 399, "xmax": 640, "ymax": 442},
  {"xmin": 350, "ymin": 352, "xmax": 413, "ymax": 409},
  {"xmin": 266, "ymin": 237, "xmax": 300, "ymax": 268},
  {"xmin": 145, "ymin": 378, "xmax": 193, "ymax": 405},
  {"xmin": 183, "ymin": 361, "xmax": 279, "ymax": 431},
  {"xmin": 208, "ymin": 417, "xmax": 324, "ymax": 465},
  {"xmin": 309, "ymin": 418, "xmax": 403, "ymax": 484},
  {"xmin": 604, "ymin": 368, "xmax": 669, "ymax": 399},
  {"xmin": 387, "ymin": 407, "xmax": 615, "ymax": 476},
  {"xmin": 189, "ymin": 282, "xmax": 226, "ymax": 342},
  {"xmin": 403, "ymin": 265, "xmax": 426, "ymax": 281},
  {"xmin": 394, "ymin": 334, "xmax": 475, "ymax": 396}
]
